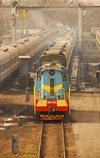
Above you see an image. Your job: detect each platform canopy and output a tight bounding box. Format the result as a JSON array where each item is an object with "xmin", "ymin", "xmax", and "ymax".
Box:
[{"xmin": 1, "ymin": 0, "xmax": 100, "ymax": 7}]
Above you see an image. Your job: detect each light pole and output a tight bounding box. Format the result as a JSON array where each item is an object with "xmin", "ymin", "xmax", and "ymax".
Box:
[
  {"xmin": 78, "ymin": 6, "xmax": 82, "ymax": 50},
  {"xmin": 11, "ymin": 1, "xmax": 18, "ymax": 42}
]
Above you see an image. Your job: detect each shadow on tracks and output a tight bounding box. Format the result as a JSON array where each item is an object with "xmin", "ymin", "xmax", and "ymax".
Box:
[{"xmin": 70, "ymin": 109, "xmax": 100, "ymax": 123}]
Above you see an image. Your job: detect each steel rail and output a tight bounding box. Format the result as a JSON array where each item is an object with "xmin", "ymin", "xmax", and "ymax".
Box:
[
  {"xmin": 38, "ymin": 121, "xmax": 44, "ymax": 158},
  {"xmin": 61, "ymin": 121, "xmax": 66, "ymax": 158}
]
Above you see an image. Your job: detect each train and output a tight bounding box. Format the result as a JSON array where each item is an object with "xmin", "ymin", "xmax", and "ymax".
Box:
[
  {"xmin": 96, "ymin": 63, "xmax": 100, "ymax": 81},
  {"xmin": 91, "ymin": 29, "xmax": 100, "ymax": 81},
  {"xmin": 96, "ymin": 29, "xmax": 100, "ymax": 79},
  {"xmin": 91, "ymin": 27, "xmax": 98, "ymax": 37},
  {"xmin": 34, "ymin": 30, "xmax": 77, "ymax": 120},
  {"xmin": 96, "ymin": 29, "xmax": 100, "ymax": 46},
  {"xmin": 91, "ymin": 27, "xmax": 100, "ymax": 48},
  {"xmin": 0, "ymin": 29, "xmax": 58, "ymax": 88}
]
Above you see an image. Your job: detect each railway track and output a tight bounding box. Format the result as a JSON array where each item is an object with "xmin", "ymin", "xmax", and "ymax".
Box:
[{"xmin": 38, "ymin": 121, "xmax": 66, "ymax": 158}]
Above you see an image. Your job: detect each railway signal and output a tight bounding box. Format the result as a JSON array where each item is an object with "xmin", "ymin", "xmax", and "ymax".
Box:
[
  {"xmin": 96, "ymin": 63, "xmax": 100, "ymax": 86},
  {"xmin": 18, "ymin": 9, "xmax": 27, "ymax": 20}
]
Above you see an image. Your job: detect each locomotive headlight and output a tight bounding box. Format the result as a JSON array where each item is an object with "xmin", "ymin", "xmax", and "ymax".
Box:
[
  {"xmin": 49, "ymin": 107, "xmax": 56, "ymax": 112},
  {"xmin": 52, "ymin": 107, "xmax": 56, "ymax": 112}
]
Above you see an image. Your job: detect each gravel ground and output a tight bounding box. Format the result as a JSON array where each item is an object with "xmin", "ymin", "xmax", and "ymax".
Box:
[{"xmin": 0, "ymin": 121, "xmax": 41, "ymax": 158}]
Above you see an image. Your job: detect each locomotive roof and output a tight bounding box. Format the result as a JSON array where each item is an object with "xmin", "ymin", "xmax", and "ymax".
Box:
[
  {"xmin": 49, "ymin": 43, "xmax": 67, "ymax": 49},
  {"xmin": 55, "ymin": 40, "xmax": 67, "ymax": 44},
  {"xmin": 37, "ymin": 62, "xmax": 67, "ymax": 72},
  {"xmin": 42, "ymin": 63, "xmax": 62, "ymax": 72},
  {"xmin": 41, "ymin": 50, "xmax": 66, "ymax": 56}
]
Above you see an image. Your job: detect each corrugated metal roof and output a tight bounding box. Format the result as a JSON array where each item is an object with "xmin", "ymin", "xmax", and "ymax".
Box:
[
  {"xmin": 42, "ymin": 50, "xmax": 65, "ymax": 56},
  {"xmin": 42, "ymin": 62, "xmax": 62, "ymax": 72}
]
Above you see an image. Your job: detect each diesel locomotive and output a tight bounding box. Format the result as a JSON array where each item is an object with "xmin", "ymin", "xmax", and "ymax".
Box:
[{"xmin": 34, "ymin": 30, "xmax": 76, "ymax": 120}]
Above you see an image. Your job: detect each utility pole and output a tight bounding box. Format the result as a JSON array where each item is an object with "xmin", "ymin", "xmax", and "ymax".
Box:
[
  {"xmin": 78, "ymin": 6, "xmax": 82, "ymax": 50},
  {"xmin": 11, "ymin": 1, "xmax": 18, "ymax": 42}
]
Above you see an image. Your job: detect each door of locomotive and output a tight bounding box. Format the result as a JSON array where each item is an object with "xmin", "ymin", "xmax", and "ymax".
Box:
[{"xmin": 50, "ymin": 78, "xmax": 54, "ymax": 95}]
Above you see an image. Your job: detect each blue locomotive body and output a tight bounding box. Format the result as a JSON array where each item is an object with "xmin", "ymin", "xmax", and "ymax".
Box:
[{"xmin": 36, "ymin": 64, "xmax": 69, "ymax": 100}]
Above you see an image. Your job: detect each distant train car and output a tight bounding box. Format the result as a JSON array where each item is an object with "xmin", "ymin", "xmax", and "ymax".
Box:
[
  {"xmin": 96, "ymin": 62, "xmax": 100, "ymax": 81},
  {"xmin": 34, "ymin": 31, "xmax": 76, "ymax": 120},
  {"xmin": 39, "ymin": 50, "xmax": 67, "ymax": 67},
  {"xmin": 96, "ymin": 29, "xmax": 100, "ymax": 46},
  {"xmin": 0, "ymin": 29, "xmax": 58, "ymax": 88}
]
